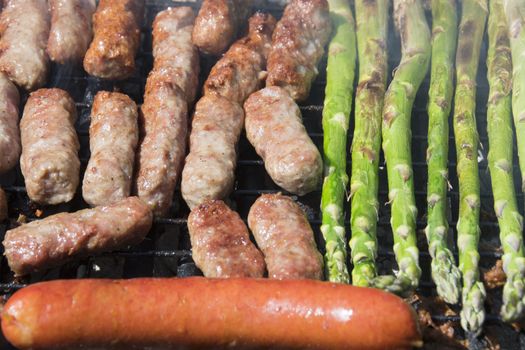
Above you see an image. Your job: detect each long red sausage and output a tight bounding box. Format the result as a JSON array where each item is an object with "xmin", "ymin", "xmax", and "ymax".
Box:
[{"xmin": 1, "ymin": 278, "xmax": 422, "ymax": 349}]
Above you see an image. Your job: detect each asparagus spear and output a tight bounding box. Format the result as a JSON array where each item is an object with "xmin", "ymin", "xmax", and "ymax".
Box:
[
  {"xmin": 370, "ymin": 0, "xmax": 431, "ymax": 294},
  {"xmin": 453, "ymin": 0, "xmax": 488, "ymax": 336},
  {"xmin": 425, "ymin": 0, "xmax": 460, "ymax": 304},
  {"xmin": 321, "ymin": 0, "xmax": 356, "ymax": 283},
  {"xmin": 488, "ymin": 0, "xmax": 525, "ymax": 323},
  {"xmin": 504, "ymin": 0, "xmax": 525, "ymax": 192},
  {"xmin": 349, "ymin": 0, "xmax": 388, "ymax": 287}
]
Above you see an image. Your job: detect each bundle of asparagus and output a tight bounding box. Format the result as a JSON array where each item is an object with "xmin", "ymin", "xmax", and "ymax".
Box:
[
  {"xmin": 321, "ymin": 0, "xmax": 356, "ymax": 283},
  {"xmin": 453, "ymin": 0, "xmax": 488, "ymax": 336},
  {"xmin": 349, "ymin": 0, "xmax": 388, "ymax": 287}
]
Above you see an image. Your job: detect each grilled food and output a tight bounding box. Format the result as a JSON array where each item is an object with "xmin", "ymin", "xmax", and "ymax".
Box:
[
  {"xmin": 83, "ymin": 91, "xmax": 138, "ymax": 207},
  {"xmin": 0, "ymin": 73, "xmax": 20, "ymax": 174},
  {"xmin": 192, "ymin": 0, "xmax": 253, "ymax": 55},
  {"xmin": 20, "ymin": 88, "xmax": 80, "ymax": 205},
  {"xmin": 83, "ymin": 0, "xmax": 144, "ymax": 80},
  {"xmin": 47, "ymin": 0, "xmax": 96, "ymax": 64},
  {"xmin": 188, "ymin": 200, "xmax": 265, "ymax": 278},
  {"xmin": 248, "ymin": 193, "xmax": 323, "ymax": 280},
  {"xmin": 2, "ymin": 197, "xmax": 152, "ymax": 276},
  {"xmin": 0, "ymin": 187, "xmax": 7, "ymax": 221},
  {"xmin": 0, "ymin": 0, "xmax": 50, "ymax": 90}
]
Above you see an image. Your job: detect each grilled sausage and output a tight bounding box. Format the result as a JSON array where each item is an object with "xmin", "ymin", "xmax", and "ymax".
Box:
[
  {"xmin": 0, "ymin": 73, "xmax": 20, "ymax": 174},
  {"xmin": 20, "ymin": 88, "xmax": 80, "ymax": 205},
  {"xmin": 0, "ymin": 187, "xmax": 7, "ymax": 221},
  {"xmin": 188, "ymin": 200, "xmax": 265, "ymax": 278},
  {"xmin": 181, "ymin": 95, "xmax": 244, "ymax": 210},
  {"xmin": 248, "ymin": 193, "xmax": 323, "ymax": 280},
  {"xmin": 244, "ymin": 86, "xmax": 322, "ymax": 195},
  {"xmin": 192, "ymin": 0, "xmax": 253, "ymax": 55},
  {"xmin": 2, "ymin": 197, "xmax": 152, "ymax": 276},
  {"xmin": 0, "ymin": 0, "xmax": 50, "ymax": 91},
  {"xmin": 83, "ymin": 0, "xmax": 144, "ymax": 80},
  {"xmin": 47, "ymin": 0, "xmax": 96, "ymax": 64},
  {"xmin": 266, "ymin": 0, "xmax": 331, "ymax": 101},
  {"xmin": 1, "ymin": 278, "xmax": 422, "ymax": 350},
  {"xmin": 83, "ymin": 91, "xmax": 138, "ymax": 207}
]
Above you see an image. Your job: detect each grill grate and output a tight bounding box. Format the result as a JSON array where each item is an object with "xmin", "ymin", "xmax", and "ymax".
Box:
[{"xmin": 0, "ymin": 1, "xmax": 523, "ymax": 348}]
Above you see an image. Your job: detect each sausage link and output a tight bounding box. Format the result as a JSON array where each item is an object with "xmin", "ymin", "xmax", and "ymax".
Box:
[
  {"xmin": 83, "ymin": 92, "xmax": 138, "ymax": 207},
  {"xmin": 266, "ymin": 0, "xmax": 331, "ymax": 101},
  {"xmin": 248, "ymin": 193, "xmax": 324, "ymax": 280},
  {"xmin": 47, "ymin": 0, "xmax": 96, "ymax": 64},
  {"xmin": 188, "ymin": 200, "xmax": 265, "ymax": 278},
  {"xmin": 20, "ymin": 88, "xmax": 80, "ymax": 205},
  {"xmin": 192, "ymin": 0, "xmax": 253, "ymax": 55},
  {"xmin": 244, "ymin": 86, "xmax": 322, "ymax": 195},
  {"xmin": 1, "ymin": 278, "xmax": 422, "ymax": 350},
  {"xmin": 0, "ymin": 0, "xmax": 50, "ymax": 90},
  {"xmin": 83, "ymin": 0, "xmax": 144, "ymax": 80},
  {"xmin": 0, "ymin": 73, "xmax": 20, "ymax": 174},
  {"xmin": 2, "ymin": 197, "xmax": 152, "ymax": 276},
  {"xmin": 0, "ymin": 187, "xmax": 7, "ymax": 221}
]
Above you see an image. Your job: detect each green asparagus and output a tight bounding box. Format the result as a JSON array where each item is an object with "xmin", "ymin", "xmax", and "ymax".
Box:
[
  {"xmin": 453, "ymin": 0, "xmax": 488, "ymax": 336},
  {"xmin": 425, "ymin": 0, "xmax": 460, "ymax": 304},
  {"xmin": 488, "ymin": 0, "xmax": 525, "ymax": 323},
  {"xmin": 321, "ymin": 0, "xmax": 357, "ymax": 283},
  {"xmin": 349, "ymin": 0, "xmax": 388, "ymax": 288},
  {"xmin": 370, "ymin": 0, "xmax": 431, "ymax": 295}
]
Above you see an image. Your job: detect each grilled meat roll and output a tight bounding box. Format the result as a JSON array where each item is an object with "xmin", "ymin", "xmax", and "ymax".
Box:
[
  {"xmin": 3, "ymin": 197, "xmax": 152, "ymax": 276},
  {"xmin": 20, "ymin": 88, "xmax": 80, "ymax": 205},
  {"xmin": 0, "ymin": 73, "xmax": 20, "ymax": 174},
  {"xmin": 0, "ymin": 0, "xmax": 50, "ymax": 90},
  {"xmin": 83, "ymin": 92, "xmax": 138, "ymax": 207},
  {"xmin": 188, "ymin": 200, "xmax": 266, "ymax": 278},
  {"xmin": 47, "ymin": 0, "xmax": 96, "ymax": 64}
]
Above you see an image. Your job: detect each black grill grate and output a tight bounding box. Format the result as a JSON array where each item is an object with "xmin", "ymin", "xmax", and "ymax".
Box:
[{"xmin": 0, "ymin": 1, "xmax": 523, "ymax": 349}]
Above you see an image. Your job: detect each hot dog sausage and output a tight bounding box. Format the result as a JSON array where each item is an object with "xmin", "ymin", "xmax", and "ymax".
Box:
[
  {"xmin": 1, "ymin": 278, "xmax": 422, "ymax": 350},
  {"xmin": 0, "ymin": 73, "xmax": 20, "ymax": 174}
]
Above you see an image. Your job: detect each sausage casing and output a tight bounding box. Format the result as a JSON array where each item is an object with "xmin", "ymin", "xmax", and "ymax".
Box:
[
  {"xmin": 2, "ymin": 197, "xmax": 152, "ymax": 276},
  {"xmin": 47, "ymin": 0, "xmax": 96, "ymax": 64},
  {"xmin": 20, "ymin": 88, "xmax": 80, "ymax": 205},
  {"xmin": 248, "ymin": 193, "xmax": 324, "ymax": 280},
  {"xmin": 1, "ymin": 277, "xmax": 422, "ymax": 350},
  {"xmin": 0, "ymin": 0, "xmax": 50, "ymax": 90},
  {"xmin": 244, "ymin": 86, "xmax": 322, "ymax": 195},
  {"xmin": 83, "ymin": 0, "xmax": 144, "ymax": 79},
  {"xmin": 188, "ymin": 200, "xmax": 265, "ymax": 278},
  {"xmin": 83, "ymin": 91, "xmax": 138, "ymax": 207},
  {"xmin": 0, "ymin": 73, "xmax": 20, "ymax": 174}
]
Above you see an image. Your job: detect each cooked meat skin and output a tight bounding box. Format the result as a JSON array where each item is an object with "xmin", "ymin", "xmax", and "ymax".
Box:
[
  {"xmin": 83, "ymin": 0, "xmax": 144, "ymax": 80},
  {"xmin": 0, "ymin": 187, "xmax": 7, "ymax": 221},
  {"xmin": 47, "ymin": 0, "xmax": 96, "ymax": 64},
  {"xmin": 204, "ymin": 12, "xmax": 276, "ymax": 103},
  {"xmin": 266, "ymin": 0, "xmax": 331, "ymax": 101},
  {"xmin": 181, "ymin": 95, "xmax": 244, "ymax": 210},
  {"xmin": 188, "ymin": 200, "xmax": 265, "ymax": 278},
  {"xmin": 20, "ymin": 89, "xmax": 80, "ymax": 205},
  {"xmin": 248, "ymin": 193, "xmax": 323, "ymax": 280},
  {"xmin": 0, "ymin": 0, "xmax": 50, "ymax": 91},
  {"xmin": 3, "ymin": 197, "xmax": 152, "ymax": 276},
  {"xmin": 192, "ymin": 0, "xmax": 253, "ymax": 55},
  {"xmin": 0, "ymin": 73, "xmax": 20, "ymax": 174},
  {"xmin": 83, "ymin": 92, "xmax": 138, "ymax": 207},
  {"xmin": 244, "ymin": 86, "xmax": 322, "ymax": 195}
]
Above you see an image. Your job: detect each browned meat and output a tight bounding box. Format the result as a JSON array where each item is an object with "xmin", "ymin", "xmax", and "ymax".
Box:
[
  {"xmin": 0, "ymin": 73, "xmax": 20, "ymax": 174},
  {"xmin": 20, "ymin": 89, "xmax": 80, "ymax": 205},
  {"xmin": 248, "ymin": 193, "xmax": 323, "ymax": 280},
  {"xmin": 2, "ymin": 197, "xmax": 152, "ymax": 276},
  {"xmin": 244, "ymin": 86, "xmax": 322, "ymax": 195},
  {"xmin": 0, "ymin": 187, "xmax": 7, "ymax": 221},
  {"xmin": 204, "ymin": 12, "xmax": 276, "ymax": 103},
  {"xmin": 192, "ymin": 0, "xmax": 253, "ymax": 55},
  {"xmin": 83, "ymin": 0, "xmax": 144, "ymax": 80},
  {"xmin": 47, "ymin": 0, "xmax": 96, "ymax": 64},
  {"xmin": 0, "ymin": 0, "xmax": 50, "ymax": 91},
  {"xmin": 83, "ymin": 91, "xmax": 138, "ymax": 207},
  {"xmin": 188, "ymin": 200, "xmax": 265, "ymax": 278},
  {"xmin": 266, "ymin": 0, "xmax": 331, "ymax": 101},
  {"xmin": 181, "ymin": 95, "xmax": 244, "ymax": 210}
]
